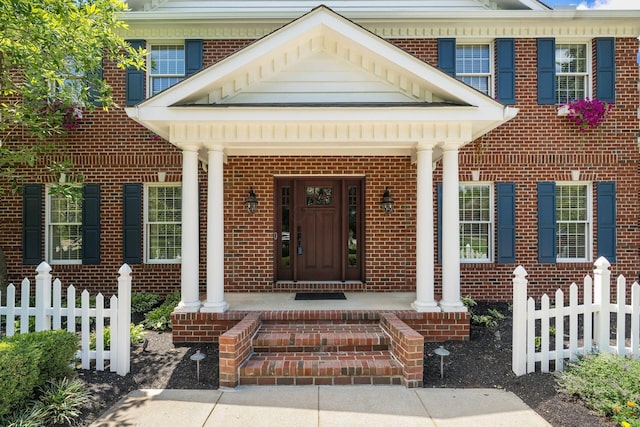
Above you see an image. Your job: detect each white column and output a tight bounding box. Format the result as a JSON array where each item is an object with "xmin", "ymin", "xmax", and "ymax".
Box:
[
  {"xmin": 201, "ymin": 146, "xmax": 229, "ymax": 313},
  {"xmin": 439, "ymin": 144, "xmax": 467, "ymax": 312},
  {"xmin": 176, "ymin": 145, "xmax": 201, "ymax": 312},
  {"xmin": 412, "ymin": 143, "xmax": 440, "ymax": 312}
]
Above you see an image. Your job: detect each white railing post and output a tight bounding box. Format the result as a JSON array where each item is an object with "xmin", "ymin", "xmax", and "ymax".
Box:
[
  {"xmin": 616, "ymin": 275, "xmax": 626, "ymax": 356},
  {"xmin": 593, "ymin": 257, "xmax": 611, "ymax": 354},
  {"xmin": 116, "ymin": 264, "xmax": 132, "ymax": 376},
  {"xmin": 512, "ymin": 265, "xmax": 528, "ymax": 376},
  {"xmin": 632, "ymin": 282, "xmax": 640, "ymax": 359},
  {"xmin": 35, "ymin": 262, "xmax": 52, "ymax": 332}
]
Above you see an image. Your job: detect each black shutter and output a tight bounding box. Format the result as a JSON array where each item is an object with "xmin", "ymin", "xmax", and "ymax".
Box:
[
  {"xmin": 595, "ymin": 38, "xmax": 615, "ymax": 103},
  {"xmin": 437, "ymin": 38, "xmax": 456, "ymax": 76},
  {"xmin": 537, "ymin": 38, "xmax": 556, "ymax": 105},
  {"xmin": 125, "ymin": 40, "xmax": 145, "ymax": 106},
  {"xmin": 22, "ymin": 184, "xmax": 43, "ymax": 265},
  {"xmin": 123, "ymin": 183, "xmax": 143, "ymax": 264},
  {"xmin": 82, "ymin": 184, "xmax": 101, "ymax": 265},
  {"xmin": 185, "ymin": 39, "xmax": 204, "ymax": 76},
  {"xmin": 596, "ymin": 182, "xmax": 616, "ymax": 262},
  {"xmin": 537, "ymin": 182, "xmax": 557, "ymax": 263},
  {"xmin": 496, "ymin": 39, "xmax": 516, "ymax": 105},
  {"xmin": 87, "ymin": 59, "xmax": 104, "ymax": 107},
  {"xmin": 496, "ymin": 183, "xmax": 516, "ymax": 263}
]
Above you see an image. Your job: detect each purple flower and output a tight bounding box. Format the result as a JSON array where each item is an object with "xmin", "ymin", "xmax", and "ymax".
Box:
[{"xmin": 565, "ymin": 98, "xmax": 609, "ymax": 132}]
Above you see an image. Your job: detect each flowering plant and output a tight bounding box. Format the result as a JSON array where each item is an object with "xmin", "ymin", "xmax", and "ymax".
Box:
[{"xmin": 564, "ymin": 98, "xmax": 609, "ymax": 133}]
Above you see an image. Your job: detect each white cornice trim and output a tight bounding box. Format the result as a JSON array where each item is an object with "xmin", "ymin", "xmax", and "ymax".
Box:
[{"xmin": 123, "ymin": 15, "xmax": 640, "ymax": 39}]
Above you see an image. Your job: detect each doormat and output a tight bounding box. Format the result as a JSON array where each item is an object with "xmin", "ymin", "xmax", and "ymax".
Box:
[{"xmin": 295, "ymin": 292, "xmax": 346, "ymax": 301}]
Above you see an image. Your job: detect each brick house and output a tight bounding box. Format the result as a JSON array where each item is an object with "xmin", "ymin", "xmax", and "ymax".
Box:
[{"xmin": 3, "ymin": 0, "xmax": 640, "ymax": 356}]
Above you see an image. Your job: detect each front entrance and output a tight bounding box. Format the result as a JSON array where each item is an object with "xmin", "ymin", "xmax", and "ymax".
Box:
[{"xmin": 275, "ymin": 177, "xmax": 364, "ymax": 282}]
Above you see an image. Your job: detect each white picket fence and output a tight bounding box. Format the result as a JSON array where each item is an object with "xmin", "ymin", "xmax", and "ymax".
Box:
[
  {"xmin": 512, "ymin": 256, "xmax": 640, "ymax": 376},
  {"xmin": 0, "ymin": 262, "xmax": 132, "ymax": 376}
]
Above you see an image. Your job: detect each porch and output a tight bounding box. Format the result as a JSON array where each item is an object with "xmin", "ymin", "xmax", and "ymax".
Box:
[
  {"xmin": 171, "ymin": 292, "xmax": 470, "ymax": 344},
  {"xmin": 171, "ymin": 292, "xmax": 469, "ymax": 387}
]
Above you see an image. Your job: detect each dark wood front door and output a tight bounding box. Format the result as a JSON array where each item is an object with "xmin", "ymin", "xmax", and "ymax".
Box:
[
  {"xmin": 275, "ymin": 177, "xmax": 364, "ymax": 282},
  {"xmin": 296, "ymin": 180, "xmax": 341, "ymax": 281}
]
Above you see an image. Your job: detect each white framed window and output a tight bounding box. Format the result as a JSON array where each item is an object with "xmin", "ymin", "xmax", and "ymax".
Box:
[
  {"xmin": 148, "ymin": 43, "xmax": 185, "ymax": 97},
  {"xmin": 144, "ymin": 183, "xmax": 182, "ymax": 264},
  {"xmin": 45, "ymin": 187, "xmax": 82, "ymax": 265},
  {"xmin": 456, "ymin": 44, "xmax": 493, "ymax": 96},
  {"xmin": 459, "ymin": 183, "xmax": 493, "ymax": 263},
  {"xmin": 556, "ymin": 182, "xmax": 592, "ymax": 262},
  {"xmin": 555, "ymin": 42, "xmax": 590, "ymax": 104}
]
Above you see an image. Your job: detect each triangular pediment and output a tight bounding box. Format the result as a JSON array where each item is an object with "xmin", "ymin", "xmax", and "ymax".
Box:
[
  {"xmin": 127, "ymin": 6, "xmax": 518, "ymax": 155},
  {"xmin": 144, "ymin": 6, "xmax": 492, "ymax": 108}
]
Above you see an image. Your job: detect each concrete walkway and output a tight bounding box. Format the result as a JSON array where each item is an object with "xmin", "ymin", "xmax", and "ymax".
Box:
[{"xmin": 90, "ymin": 386, "xmax": 552, "ymax": 427}]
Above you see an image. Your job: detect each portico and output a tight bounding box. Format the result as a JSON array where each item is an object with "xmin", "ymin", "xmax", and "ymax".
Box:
[{"xmin": 126, "ymin": 6, "xmax": 518, "ymax": 316}]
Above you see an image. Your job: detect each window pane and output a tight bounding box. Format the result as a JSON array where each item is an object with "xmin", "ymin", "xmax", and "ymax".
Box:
[
  {"xmin": 455, "ymin": 45, "xmax": 491, "ymax": 95},
  {"xmin": 459, "ymin": 184, "xmax": 491, "ymax": 261},
  {"xmin": 456, "ymin": 45, "xmax": 490, "ymax": 73},
  {"xmin": 51, "ymin": 224, "xmax": 82, "ymax": 262},
  {"xmin": 555, "ymin": 44, "xmax": 586, "ymax": 73},
  {"xmin": 281, "ymin": 187, "xmax": 291, "ymax": 268},
  {"xmin": 348, "ymin": 186, "xmax": 357, "ymax": 268},
  {"xmin": 147, "ymin": 185, "xmax": 182, "ymax": 262},
  {"xmin": 556, "ymin": 184, "xmax": 588, "ymax": 260},
  {"xmin": 555, "ymin": 44, "xmax": 587, "ymax": 103},
  {"xmin": 151, "ymin": 45, "xmax": 185, "ymax": 75},
  {"xmin": 48, "ymin": 192, "xmax": 82, "ymax": 263}
]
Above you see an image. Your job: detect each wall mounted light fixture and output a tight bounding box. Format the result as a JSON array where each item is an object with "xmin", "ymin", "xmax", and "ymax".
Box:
[
  {"xmin": 245, "ymin": 187, "xmax": 258, "ymax": 213},
  {"xmin": 381, "ymin": 187, "xmax": 394, "ymax": 214}
]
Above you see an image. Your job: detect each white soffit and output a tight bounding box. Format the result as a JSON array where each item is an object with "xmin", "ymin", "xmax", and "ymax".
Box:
[{"xmin": 126, "ymin": 6, "xmax": 517, "ymax": 154}]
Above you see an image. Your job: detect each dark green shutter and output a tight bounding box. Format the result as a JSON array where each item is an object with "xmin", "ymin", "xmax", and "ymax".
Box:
[
  {"xmin": 595, "ymin": 38, "xmax": 615, "ymax": 103},
  {"xmin": 438, "ymin": 38, "xmax": 456, "ymax": 76},
  {"xmin": 87, "ymin": 59, "xmax": 104, "ymax": 107},
  {"xmin": 123, "ymin": 183, "xmax": 142, "ymax": 264},
  {"xmin": 125, "ymin": 40, "xmax": 145, "ymax": 106},
  {"xmin": 22, "ymin": 184, "xmax": 43, "ymax": 265},
  {"xmin": 437, "ymin": 182, "xmax": 443, "ymax": 264},
  {"xmin": 537, "ymin": 182, "xmax": 556, "ymax": 263},
  {"xmin": 596, "ymin": 182, "xmax": 616, "ymax": 262},
  {"xmin": 537, "ymin": 38, "xmax": 556, "ymax": 105},
  {"xmin": 82, "ymin": 184, "xmax": 101, "ymax": 265},
  {"xmin": 185, "ymin": 39, "xmax": 203, "ymax": 76},
  {"xmin": 496, "ymin": 39, "xmax": 516, "ymax": 105},
  {"xmin": 497, "ymin": 183, "xmax": 516, "ymax": 263}
]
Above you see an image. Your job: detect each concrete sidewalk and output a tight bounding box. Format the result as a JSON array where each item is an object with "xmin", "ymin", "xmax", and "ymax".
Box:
[{"xmin": 90, "ymin": 386, "xmax": 552, "ymax": 427}]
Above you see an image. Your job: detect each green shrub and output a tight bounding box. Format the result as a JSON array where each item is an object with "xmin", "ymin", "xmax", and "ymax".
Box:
[
  {"xmin": 89, "ymin": 323, "xmax": 146, "ymax": 349},
  {"xmin": 461, "ymin": 295, "xmax": 477, "ymax": 313},
  {"xmin": 131, "ymin": 292, "xmax": 162, "ymax": 314},
  {"xmin": 142, "ymin": 290, "xmax": 181, "ymax": 331},
  {"xmin": 1, "ymin": 403, "xmax": 48, "ymax": 427},
  {"xmin": 5, "ymin": 330, "xmax": 78, "ymax": 388},
  {"xmin": 163, "ymin": 290, "xmax": 181, "ymax": 307},
  {"xmin": 143, "ymin": 304, "xmax": 175, "ymax": 331},
  {"xmin": 557, "ymin": 353, "xmax": 640, "ymax": 426},
  {"xmin": 34, "ymin": 377, "xmax": 90, "ymax": 427},
  {"xmin": 0, "ymin": 341, "xmax": 41, "ymax": 418}
]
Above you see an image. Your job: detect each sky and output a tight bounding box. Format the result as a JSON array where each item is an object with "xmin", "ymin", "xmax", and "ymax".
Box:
[{"xmin": 548, "ymin": 0, "xmax": 640, "ymax": 8}]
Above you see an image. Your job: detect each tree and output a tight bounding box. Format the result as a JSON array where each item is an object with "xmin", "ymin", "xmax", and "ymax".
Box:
[
  {"xmin": 0, "ymin": 0, "xmax": 146, "ymax": 287},
  {"xmin": 1, "ymin": 0, "xmax": 145, "ymax": 189}
]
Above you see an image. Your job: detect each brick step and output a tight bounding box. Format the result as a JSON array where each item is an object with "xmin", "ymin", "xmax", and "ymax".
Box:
[
  {"xmin": 239, "ymin": 351, "xmax": 403, "ymax": 386},
  {"xmin": 253, "ymin": 323, "xmax": 389, "ymax": 352}
]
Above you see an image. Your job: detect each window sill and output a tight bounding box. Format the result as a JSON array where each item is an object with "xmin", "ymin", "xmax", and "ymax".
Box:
[{"xmin": 557, "ymin": 104, "xmax": 570, "ymax": 116}]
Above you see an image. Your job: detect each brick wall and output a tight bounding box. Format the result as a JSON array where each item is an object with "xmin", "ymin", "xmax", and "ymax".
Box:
[{"xmin": 1, "ymin": 37, "xmax": 638, "ymax": 303}]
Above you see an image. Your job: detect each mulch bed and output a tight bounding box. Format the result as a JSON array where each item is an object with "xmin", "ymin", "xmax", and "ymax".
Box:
[{"xmin": 77, "ymin": 302, "xmax": 616, "ymax": 427}]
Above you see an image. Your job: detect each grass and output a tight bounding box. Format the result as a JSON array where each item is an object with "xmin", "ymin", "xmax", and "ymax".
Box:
[{"xmin": 556, "ymin": 353, "xmax": 640, "ymax": 427}]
